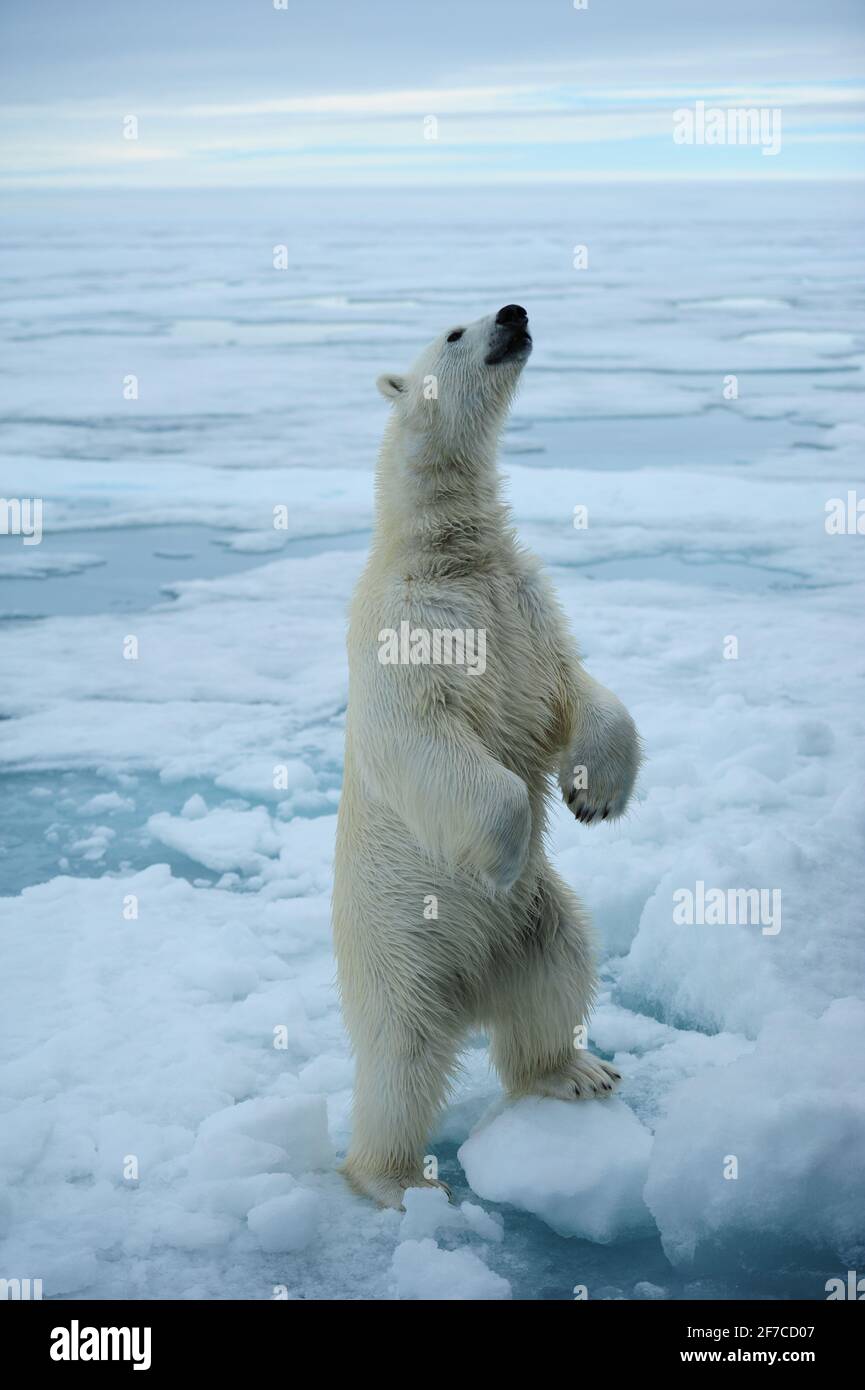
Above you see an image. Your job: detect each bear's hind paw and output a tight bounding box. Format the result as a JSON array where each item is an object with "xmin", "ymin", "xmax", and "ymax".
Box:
[
  {"xmin": 529, "ymin": 1053, "xmax": 621, "ymax": 1102},
  {"xmin": 341, "ymin": 1164, "xmax": 452, "ymax": 1211}
]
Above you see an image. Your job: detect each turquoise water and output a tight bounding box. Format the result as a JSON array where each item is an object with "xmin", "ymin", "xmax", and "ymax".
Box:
[{"xmin": 0, "ymin": 525, "xmax": 369, "ymax": 619}]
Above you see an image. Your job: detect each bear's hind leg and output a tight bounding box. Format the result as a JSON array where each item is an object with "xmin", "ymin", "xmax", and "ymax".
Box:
[
  {"xmin": 484, "ymin": 872, "xmax": 621, "ymax": 1100},
  {"xmin": 341, "ymin": 1024, "xmax": 458, "ymax": 1210}
]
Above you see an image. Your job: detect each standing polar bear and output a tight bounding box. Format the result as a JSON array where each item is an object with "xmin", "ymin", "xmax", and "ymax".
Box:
[{"xmin": 333, "ymin": 305, "xmax": 641, "ymax": 1208}]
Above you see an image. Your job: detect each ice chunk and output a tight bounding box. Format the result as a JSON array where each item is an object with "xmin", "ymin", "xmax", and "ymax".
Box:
[
  {"xmin": 398, "ymin": 1187, "xmax": 505, "ymax": 1245},
  {"xmin": 634, "ymin": 1280, "xmax": 669, "ymax": 1299},
  {"xmin": 79, "ymin": 792, "xmax": 134, "ymax": 814},
  {"xmin": 68, "ymin": 826, "xmax": 115, "ymax": 861},
  {"xmin": 617, "ymin": 846, "xmax": 795, "ymax": 1037},
  {"xmin": 247, "ymin": 1189, "xmax": 320, "ymax": 1254},
  {"xmin": 644, "ymin": 1000, "xmax": 865, "ymax": 1269},
  {"xmin": 399, "ymin": 1186, "xmax": 463, "ymax": 1241},
  {"xmin": 391, "ymin": 1239, "xmax": 511, "ymax": 1300},
  {"xmin": 215, "ymin": 757, "xmax": 314, "ymax": 802},
  {"xmin": 191, "ymin": 1173, "xmax": 297, "ymax": 1220},
  {"xmin": 93, "ymin": 1111, "xmax": 193, "ymax": 1184},
  {"xmin": 196, "ymin": 1095, "xmax": 334, "ymax": 1176},
  {"xmin": 187, "ymin": 1132, "xmax": 291, "ymax": 1181},
  {"xmin": 147, "ymin": 806, "xmax": 280, "ymax": 874},
  {"xmin": 459, "ymin": 1096, "xmax": 654, "ymax": 1242},
  {"xmin": 460, "ymin": 1202, "xmax": 504, "ymax": 1243},
  {"xmin": 610, "ymin": 1026, "xmax": 753, "ymax": 1129}
]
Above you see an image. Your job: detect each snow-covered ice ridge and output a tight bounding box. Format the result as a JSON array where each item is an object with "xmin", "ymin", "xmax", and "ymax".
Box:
[{"xmin": 0, "ymin": 183, "xmax": 863, "ymax": 1300}]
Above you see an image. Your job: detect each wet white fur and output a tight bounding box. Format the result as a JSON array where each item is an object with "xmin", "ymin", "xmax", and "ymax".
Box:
[{"xmin": 333, "ymin": 310, "xmax": 641, "ymax": 1208}]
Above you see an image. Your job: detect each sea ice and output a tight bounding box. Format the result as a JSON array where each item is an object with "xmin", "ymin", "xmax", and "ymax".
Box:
[{"xmin": 1, "ymin": 182, "xmax": 862, "ymax": 1300}]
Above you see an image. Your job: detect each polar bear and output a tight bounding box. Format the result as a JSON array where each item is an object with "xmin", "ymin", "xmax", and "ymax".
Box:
[{"xmin": 333, "ymin": 305, "xmax": 641, "ymax": 1208}]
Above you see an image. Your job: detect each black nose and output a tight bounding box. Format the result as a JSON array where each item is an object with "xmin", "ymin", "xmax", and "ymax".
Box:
[{"xmin": 496, "ymin": 304, "xmax": 527, "ymax": 326}]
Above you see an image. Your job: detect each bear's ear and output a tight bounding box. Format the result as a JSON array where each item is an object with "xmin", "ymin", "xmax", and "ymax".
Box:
[{"xmin": 376, "ymin": 373, "xmax": 406, "ymax": 400}]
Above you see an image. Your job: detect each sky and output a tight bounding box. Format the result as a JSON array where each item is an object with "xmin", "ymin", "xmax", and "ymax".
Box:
[{"xmin": 1, "ymin": 0, "xmax": 863, "ymax": 186}]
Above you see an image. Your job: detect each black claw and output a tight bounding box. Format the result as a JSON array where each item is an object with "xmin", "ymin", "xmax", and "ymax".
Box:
[{"xmin": 567, "ymin": 789, "xmax": 576, "ymax": 805}]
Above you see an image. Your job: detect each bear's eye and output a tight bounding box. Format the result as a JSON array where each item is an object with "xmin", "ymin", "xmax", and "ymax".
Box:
[{"xmin": 447, "ymin": 329, "xmax": 464, "ymax": 343}]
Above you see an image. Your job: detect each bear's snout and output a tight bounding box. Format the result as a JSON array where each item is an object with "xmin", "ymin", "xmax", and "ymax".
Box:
[
  {"xmin": 495, "ymin": 304, "xmax": 528, "ymax": 326},
  {"xmin": 486, "ymin": 304, "xmax": 531, "ymax": 366}
]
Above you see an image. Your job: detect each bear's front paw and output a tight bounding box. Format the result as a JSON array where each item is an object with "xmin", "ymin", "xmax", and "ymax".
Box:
[
  {"xmin": 559, "ymin": 695, "xmax": 641, "ymax": 824},
  {"xmin": 529, "ymin": 1054, "xmax": 622, "ymax": 1101}
]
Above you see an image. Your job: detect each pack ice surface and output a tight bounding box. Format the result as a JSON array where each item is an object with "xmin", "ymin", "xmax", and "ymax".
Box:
[{"xmin": 1, "ymin": 184, "xmax": 863, "ymax": 1302}]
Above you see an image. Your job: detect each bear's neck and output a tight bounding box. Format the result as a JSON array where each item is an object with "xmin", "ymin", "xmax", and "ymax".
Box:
[{"xmin": 372, "ymin": 421, "xmax": 512, "ymax": 577}]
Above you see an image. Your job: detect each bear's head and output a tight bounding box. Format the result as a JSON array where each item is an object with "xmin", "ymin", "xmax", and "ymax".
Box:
[{"xmin": 376, "ymin": 305, "xmax": 532, "ymax": 458}]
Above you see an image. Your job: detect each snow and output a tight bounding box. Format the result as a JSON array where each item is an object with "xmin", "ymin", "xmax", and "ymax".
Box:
[{"xmin": 1, "ymin": 182, "xmax": 863, "ymax": 1300}]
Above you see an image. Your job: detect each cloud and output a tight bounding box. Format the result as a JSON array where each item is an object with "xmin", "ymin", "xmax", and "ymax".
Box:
[{"xmin": 1, "ymin": 3, "xmax": 862, "ymax": 186}]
